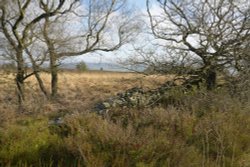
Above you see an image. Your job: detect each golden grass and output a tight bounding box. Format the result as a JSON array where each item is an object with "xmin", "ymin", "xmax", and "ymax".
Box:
[{"xmin": 0, "ymin": 70, "xmax": 171, "ymax": 114}]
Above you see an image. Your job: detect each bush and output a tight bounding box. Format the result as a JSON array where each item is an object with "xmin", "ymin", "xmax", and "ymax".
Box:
[
  {"xmin": 76, "ymin": 61, "xmax": 88, "ymax": 72},
  {"xmin": 62, "ymin": 112, "xmax": 202, "ymax": 167}
]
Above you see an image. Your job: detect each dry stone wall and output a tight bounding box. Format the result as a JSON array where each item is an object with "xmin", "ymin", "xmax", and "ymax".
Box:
[{"xmin": 95, "ymin": 81, "xmax": 178, "ymax": 114}]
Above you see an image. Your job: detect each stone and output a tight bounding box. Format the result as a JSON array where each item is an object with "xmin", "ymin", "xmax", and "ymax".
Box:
[
  {"xmin": 94, "ymin": 80, "xmax": 183, "ymax": 114},
  {"xmin": 129, "ymin": 96, "xmax": 138, "ymax": 106},
  {"xmin": 102, "ymin": 102, "xmax": 111, "ymax": 109},
  {"xmin": 48, "ymin": 117, "xmax": 64, "ymax": 125},
  {"xmin": 113, "ymin": 99, "xmax": 124, "ymax": 106}
]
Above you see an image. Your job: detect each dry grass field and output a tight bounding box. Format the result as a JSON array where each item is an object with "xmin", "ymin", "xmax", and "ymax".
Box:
[
  {"xmin": 0, "ymin": 71, "xmax": 169, "ymax": 113},
  {"xmin": 0, "ymin": 70, "xmax": 250, "ymax": 167},
  {"xmin": 0, "ymin": 71, "xmax": 170, "ymax": 114}
]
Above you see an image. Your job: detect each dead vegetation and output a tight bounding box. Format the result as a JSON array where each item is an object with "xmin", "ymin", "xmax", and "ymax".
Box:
[{"xmin": 0, "ymin": 71, "xmax": 249, "ymax": 167}]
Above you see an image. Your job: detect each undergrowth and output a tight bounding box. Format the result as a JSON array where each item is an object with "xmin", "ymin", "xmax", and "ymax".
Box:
[{"xmin": 0, "ymin": 84, "xmax": 249, "ymax": 166}]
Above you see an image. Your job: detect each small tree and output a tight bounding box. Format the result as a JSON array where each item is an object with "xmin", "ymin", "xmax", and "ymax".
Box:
[{"xmin": 76, "ymin": 61, "xmax": 88, "ymax": 72}]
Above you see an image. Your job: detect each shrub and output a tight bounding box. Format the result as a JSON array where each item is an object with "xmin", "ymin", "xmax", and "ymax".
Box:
[
  {"xmin": 76, "ymin": 61, "xmax": 88, "ymax": 72},
  {"xmin": 0, "ymin": 116, "xmax": 80, "ymax": 166}
]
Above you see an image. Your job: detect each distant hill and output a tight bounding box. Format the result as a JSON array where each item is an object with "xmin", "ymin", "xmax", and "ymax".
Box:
[
  {"xmin": 0, "ymin": 61, "xmax": 145, "ymax": 72},
  {"xmin": 60, "ymin": 62, "xmax": 145, "ymax": 72}
]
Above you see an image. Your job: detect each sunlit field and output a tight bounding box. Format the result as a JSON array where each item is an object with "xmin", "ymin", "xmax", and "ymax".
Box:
[{"xmin": 0, "ymin": 70, "xmax": 169, "ymax": 113}]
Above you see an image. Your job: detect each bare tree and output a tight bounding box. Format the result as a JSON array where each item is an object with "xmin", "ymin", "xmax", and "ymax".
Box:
[
  {"xmin": 146, "ymin": 0, "xmax": 250, "ymax": 90},
  {"xmin": 0, "ymin": 0, "xmax": 77, "ymax": 108},
  {"xmin": 24, "ymin": 41, "xmax": 49, "ymax": 99},
  {"xmin": 0, "ymin": 0, "xmax": 139, "ymax": 105},
  {"xmin": 40, "ymin": 0, "xmax": 139, "ymax": 98},
  {"xmin": 29, "ymin": 0, "xmax": 81, "ymax": 98}
]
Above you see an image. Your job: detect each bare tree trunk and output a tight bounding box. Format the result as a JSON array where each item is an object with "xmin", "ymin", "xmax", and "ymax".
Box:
[
  {"xmin": 205, "ymin": 68, "xmax": 217, "ymax": 90},
  {"xmin": 16, "ymin": 50, "xmax": 25, "ymax": 109},
  {"xmin": 43, "ymin": 16, "xmax": 59, "ymax": 99},
  {"xmin": 50, "ymin": 55, "xmax": 58, "ymax": 98},
  {"xmin": 26, "ymin": 49, "xmax": 49, "ymax": 99},
  {"xmin": 15, "ymin": 74, "xmax": 24, "ymax": 105},
  {"xmin": 35, "ymin": 71, "xmax": 49, "ymax": 98},
  {"xmin": 51, "ymin": 70, "xmax": 58, "ymax": 98}
]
